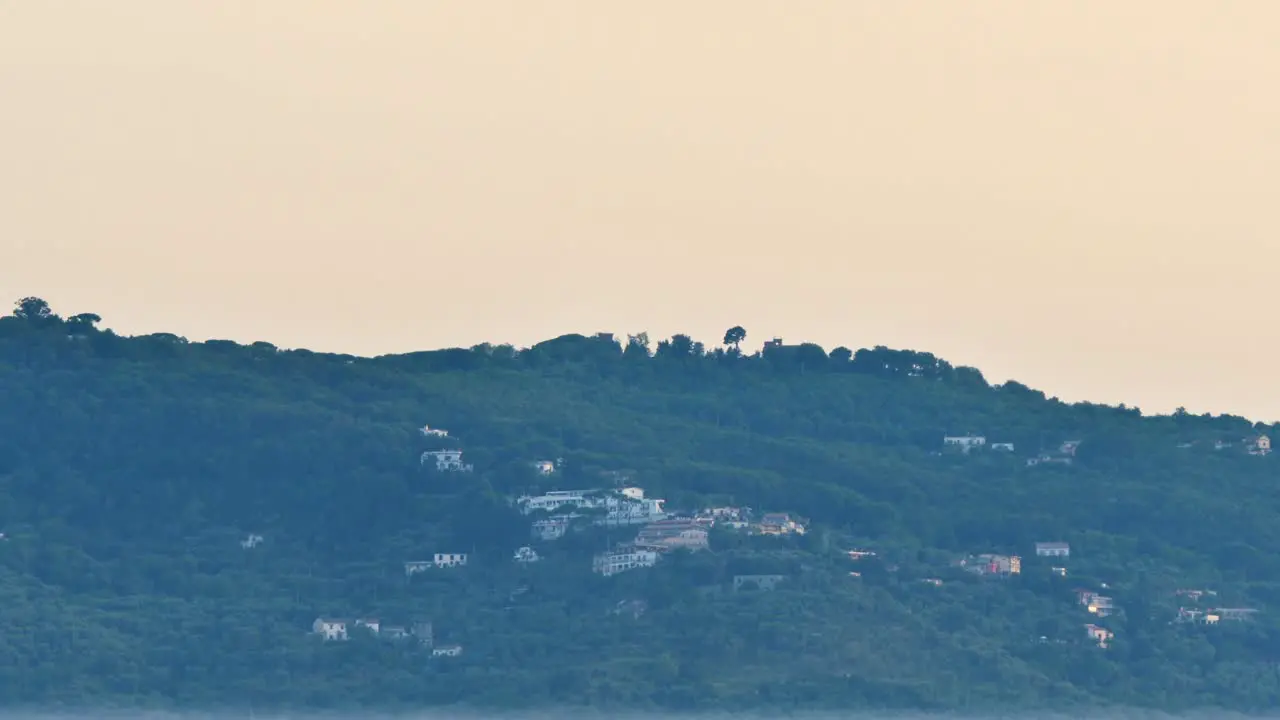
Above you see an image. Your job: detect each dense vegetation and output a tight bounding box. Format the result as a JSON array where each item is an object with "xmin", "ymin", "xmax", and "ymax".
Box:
[{"xmin": 1, "ymin": 295, "xmax": 1278, "ymax": 714}]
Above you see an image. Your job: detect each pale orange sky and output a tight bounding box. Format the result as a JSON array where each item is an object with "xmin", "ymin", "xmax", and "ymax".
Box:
[{"xmin": 1, "ymin": 2, "xmax": 1277, "ymax": 420}]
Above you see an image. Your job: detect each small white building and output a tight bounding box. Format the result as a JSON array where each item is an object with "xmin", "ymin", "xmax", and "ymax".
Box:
[
  {"xmin": 1246, "ymin": 435, "xmax": 1272, "ymax": 456},
  {"xmin": 513, "ymin": 546, "xmax": 540, "ymax": 563},
  {"xmin": 353, "ymin": 618, "xmax": 380, "ymax": 634},
  {"xmin": 420, "ymin": 425, "xmax": 450, "ymax": 438},
  {"xmin": 432, "ymin": 644, "xmax": 463, "ymax": 657},
  {"xmin": 240, "ymin": 533, "xmax": 264, "ymax": 549},
  {"xmin": 531, "ymin": 460, "xmax": 556, "ymax": 475},
  {"xmin": 991, "ymin": 442, "xmax": 1015, "ymax": 452},
  {"xmin": 1035, "ymin": 542, "xmax": 1071, "ymax": 558},
  {"xmin": 592, "ymin": 546, "xmax": 659, "ymax": 577},
  {"xmin": 434, "ymin": 552, "xmax": 468, "ymax": 568},
  {"xmin": 421, "ymin": 449, "xmax": 473, "ymax": 472},
  {"xmin": 519, "ymin": 489, "xmax": 590, "ymax": 513},
  {"xmin": 943, "ymin": 436, "xmax": 987, "ymax": 453},
  {"xmin": 313, "ymin": 617, "xmax": 349, "ymax": 641}
]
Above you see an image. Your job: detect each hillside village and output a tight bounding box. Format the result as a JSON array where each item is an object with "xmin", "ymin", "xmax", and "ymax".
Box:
[
  {"xmin": 7, "ymin": 303, "xmax": 1280, "ymax": 711},
  {"xmin": 298, "ymin": 423, "xmax": 1273, "ymax": 655}
]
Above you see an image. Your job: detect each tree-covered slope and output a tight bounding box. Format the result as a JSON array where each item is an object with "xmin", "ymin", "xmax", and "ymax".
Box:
[{"xmin": 0, "ymin": 297, "xmax": 1277, "ymax": 713}]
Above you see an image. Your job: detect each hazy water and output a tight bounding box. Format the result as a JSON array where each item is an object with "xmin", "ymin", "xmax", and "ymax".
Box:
[{"xmin": 5, "ymin": 707, "xmax": 1274, "ymax": 712}]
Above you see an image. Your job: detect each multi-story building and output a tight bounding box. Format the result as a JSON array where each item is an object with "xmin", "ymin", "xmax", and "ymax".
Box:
[
  {"xmin": 591, "ymin": 546, "xmax": 659, "ymax": 577},
  {"xmin": 420, "ymin": 449, "xmax": 473, "ymax": 472}
]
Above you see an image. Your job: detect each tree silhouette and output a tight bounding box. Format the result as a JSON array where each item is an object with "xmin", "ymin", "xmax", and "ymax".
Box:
[
  {"xmin": 722, "ymin": 326, "xmax": 746, "ymax": 354},
  {"xmin": 13, "ymin": 296, "xmax": 54, "ymax": 321}
]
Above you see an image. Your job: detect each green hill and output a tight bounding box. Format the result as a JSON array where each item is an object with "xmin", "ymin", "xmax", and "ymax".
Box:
[{"xmin": 1, "ymin": 296, "xmax": 1278, "ymax": 713}]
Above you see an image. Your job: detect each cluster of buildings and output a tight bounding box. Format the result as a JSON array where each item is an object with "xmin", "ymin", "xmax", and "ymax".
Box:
[
  {"xmin": 587, "ymin": 509, "xmax": 806, "ymax": 577},
  {"xmin": 950, "ymin": 432, "xmax": 1274, "ymax": 463},
  {"xmin": 401, "ymin": 421, "xmax": 1269, "ymax": 655},
  {"xmin": 1172, "ymin": 588, "xmax": 1258, "ymax": 625},
  {"xmin": 310, "ymin": 618, "xmax": 462, "ymax": 656},
  {"xmin": 941, "ymin": 436, "xmax": 1081, "ymax": 466},
  {"xmin": 955, "ymin": 542, "xmax": 1070, "ymax": 578},
  {"xmin": 518, "ymin": 486, "xmax": 669, "ymax": 539},
  {"xmin": 1204, "ymin": 435, "xmax": 1272, "ymax": 456},
  {"xmin": 407, "ymin": 424, "xmax": 813, "ymax": 584}
]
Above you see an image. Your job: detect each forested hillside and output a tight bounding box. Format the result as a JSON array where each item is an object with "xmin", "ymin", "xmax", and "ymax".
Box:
[{"xmin": 1, "ymin": 295, "xmax": 1278, "ymax": 714}]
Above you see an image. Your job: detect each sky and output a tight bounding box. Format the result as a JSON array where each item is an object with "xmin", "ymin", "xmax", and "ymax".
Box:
[{"xmin": 1, "ymin": 2, "xmax": 1278, "ymax": 421}]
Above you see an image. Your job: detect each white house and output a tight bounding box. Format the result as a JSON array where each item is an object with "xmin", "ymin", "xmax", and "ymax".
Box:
[
  {"xmin": 419, "ymin": 425, "xmax": 450, "ymax": 438},
  {"xmin": 599, "ymin": 496, "xmax": 668, "ymax": 526},
  {"xmin": 432, "ymin": 644, "xmax": 463, "ymax": 657},
  {"xmin": 240, "ymin": 533, "xmax": 264, "ymax": 549},
  {"xmin": 1246, "ymin": 435, "xmax": 1272, "ymax": 456},
  {"xmin": 592, "ymin": 546, "xmax": 659, "ymax": 577},
  {"xmin": 516, "ymin": 487, "xmax": 667, "ymax": 526},
  {"xmin": 531, "ymin": 460, "xmax": 556, "ymax": 475},
  {"xmin": 943, "ymin": 436, "xmax": 987, "ymax": 453},
  {"xmin": 353, "ymin": 618, "xmax": 380, "ymax": 634},
  {"xmin": 434, "ymin": 552, "xmax": 468, "ymax": 568},
  {"xmin": 519, "ymin": 489, "xmax": 590, "ymax": 513},
  {"xmin": 513, "ymin": 546, "xmax": 540, "ymax": 563},
  {"xmin": 312, "ymin": 617, "xmax": 349, "ymax": 641},
  {"xmin": 1035, "ymin": 542, "xmax": 1070, "ymax": 557},
  {"xmin": 421, "ymin": 449, "xmax": 473, "ymax": 472},
  {"xmin": 991, "ymin": 443, "xmax": 1015, "ymax": 452}
]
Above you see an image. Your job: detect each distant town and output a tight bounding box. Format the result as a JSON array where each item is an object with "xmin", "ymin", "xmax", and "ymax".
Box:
[{"xmin": 289, "ymin": 424, "xmax": 1272, "ymax": 654}]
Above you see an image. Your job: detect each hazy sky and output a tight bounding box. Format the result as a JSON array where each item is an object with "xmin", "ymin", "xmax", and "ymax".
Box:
[{"xmin": 2, "ymin": 2, "xmax": 1277, "ymax": 420}]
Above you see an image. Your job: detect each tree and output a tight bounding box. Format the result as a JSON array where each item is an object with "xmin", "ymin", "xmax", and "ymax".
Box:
[
  {"xmin": 722, "ymin": 326, "xmax": 746, "ymax": 354},
  {"xmin": 657, "ymin": 334, "xmax": 696, "ymax": 359},
  {"xmin": 67, "ymin": 313, "xmax": 102, "ymax": 332},
  {"xmin": 624, "ymin": 333, "xmax": 650, "ymax": 359},
  {"xmin": 13, "ymin": 296, "xmax": 54, "ymax": 321}
]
